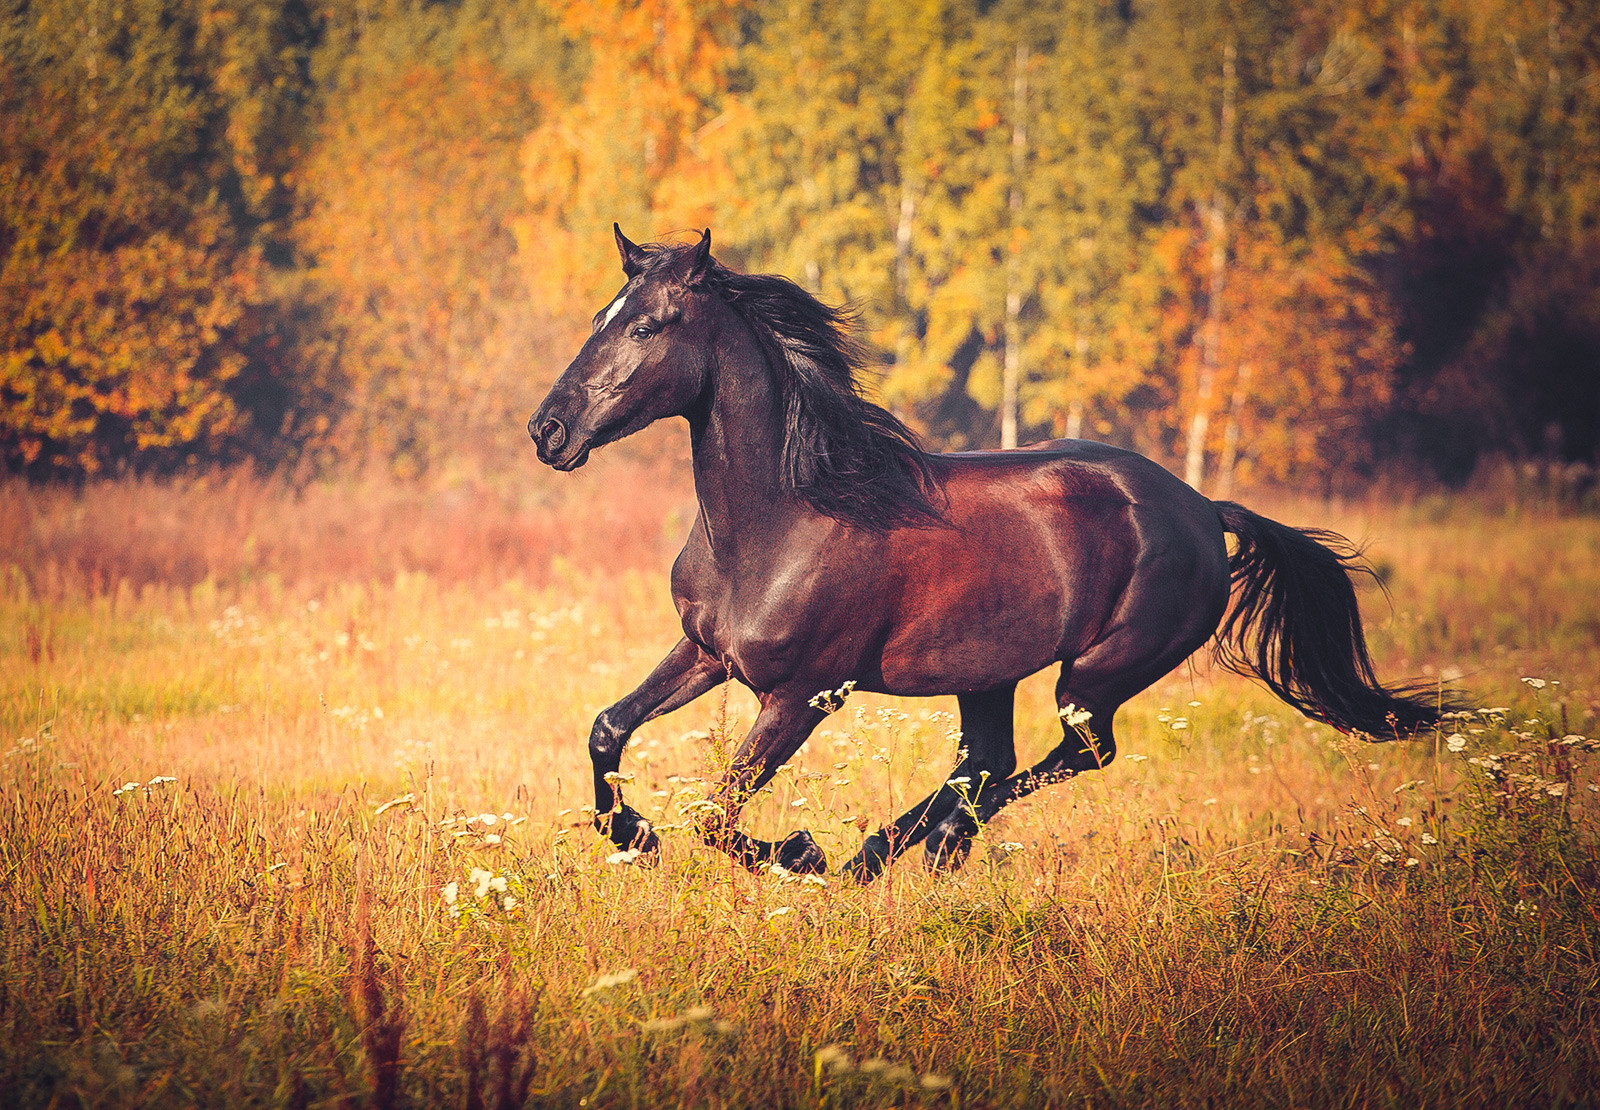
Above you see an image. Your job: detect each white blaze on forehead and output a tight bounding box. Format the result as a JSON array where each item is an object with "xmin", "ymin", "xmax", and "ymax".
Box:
[{"xmin": 601, "ymin": 291, "xmax": 630, "ymax": 329}]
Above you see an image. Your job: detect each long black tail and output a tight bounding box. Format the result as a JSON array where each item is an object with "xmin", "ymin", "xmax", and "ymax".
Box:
[{"xmin": 1212, "ymin": 501, "xmax": 1445, "ymax": 737}]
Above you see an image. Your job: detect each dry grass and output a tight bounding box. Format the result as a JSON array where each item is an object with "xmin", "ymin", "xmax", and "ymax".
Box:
[{"xmin": 2, "ymin": 471, "xmax": 1598, "ymax": 1108}]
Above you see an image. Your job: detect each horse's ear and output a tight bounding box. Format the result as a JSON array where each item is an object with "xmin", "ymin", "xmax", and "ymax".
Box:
[
  {"xmin": 685, "ymin": 228, "xmax": 713, "ymax": 287},
  {"xmin": 614, "ymin": 224, "xmax": 646, "ymax": 278}
]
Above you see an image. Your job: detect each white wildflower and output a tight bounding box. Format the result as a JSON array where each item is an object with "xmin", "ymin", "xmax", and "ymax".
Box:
[
  {"xmin": 1446, "ymin": 734, "xmax": 1468, "ymax": 753},
  {"xmin": 1058, "ymin": 704, "xmax": 1092, "ymax": 729},
  {"xmin": 581, "ymin": 968, "xmax": 638, "ymax": 997}
]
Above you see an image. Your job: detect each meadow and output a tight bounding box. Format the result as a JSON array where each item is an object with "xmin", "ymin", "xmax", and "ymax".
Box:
[{"xmin": 3, "ymin": 445, "xmax": 1599, "ymax": 1108}]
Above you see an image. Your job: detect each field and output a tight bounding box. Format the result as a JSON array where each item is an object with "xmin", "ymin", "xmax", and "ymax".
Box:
[{"xmin": 4, "ymin": 447, "xmax": 1600, "ymax": 1108}]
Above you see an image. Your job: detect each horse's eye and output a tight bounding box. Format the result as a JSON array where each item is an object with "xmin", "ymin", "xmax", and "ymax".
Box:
[{"xmin": 629, "ymin": 322, "xmax": 655, "ymax": 341}]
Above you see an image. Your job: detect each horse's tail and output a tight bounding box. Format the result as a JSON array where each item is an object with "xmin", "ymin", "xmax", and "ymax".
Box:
[{"xmin": 1212, "ymin": 501, "xmax": 1445, "ymax": 737}]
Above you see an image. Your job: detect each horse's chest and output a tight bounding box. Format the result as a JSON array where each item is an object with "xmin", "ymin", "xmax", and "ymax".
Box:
[{"xmin": 672, "ymin": 564, "xmax": 846, "ymax": 690}]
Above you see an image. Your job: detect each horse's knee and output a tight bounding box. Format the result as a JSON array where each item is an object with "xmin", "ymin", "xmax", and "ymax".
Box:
[{"xmin": 588, "ymin": 706, "xmax": 628, "ymax": 764}]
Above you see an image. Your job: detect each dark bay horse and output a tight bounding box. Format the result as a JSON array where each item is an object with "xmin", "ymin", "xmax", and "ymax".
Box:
[{"xmin": 529, "ymin": 227, "xmax": 1443, "ymax": 881}]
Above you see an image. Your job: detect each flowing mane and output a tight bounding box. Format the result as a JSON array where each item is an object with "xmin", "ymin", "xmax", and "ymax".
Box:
[{"xmin": 639, "ymin": 242, "xmax": 942, "ymax": 531}]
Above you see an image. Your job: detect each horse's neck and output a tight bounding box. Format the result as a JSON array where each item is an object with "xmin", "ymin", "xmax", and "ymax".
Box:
[{"xmin": 688, "ymin": 329, "xmax": 804, "ymax": 563}]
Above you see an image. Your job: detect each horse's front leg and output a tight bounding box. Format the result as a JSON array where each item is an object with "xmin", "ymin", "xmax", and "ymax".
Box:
[
  {"xmin": 694, "ymin": 689, "xmax": 828, "ymax": 874},
  {"xmin": 589, "ymin": 637, "xmax": 725, "ymax": 853}
]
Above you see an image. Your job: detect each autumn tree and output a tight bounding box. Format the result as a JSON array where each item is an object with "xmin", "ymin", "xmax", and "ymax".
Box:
[
  {"xmin": 294, "ymin": 0, "xmax": 567, "ymax": 474},
  {"xmin": 0, "ymin": 0, "xmax": 310, "ymax": 473},
  {"xmin": 517, "ymin": 0, "xmax": 745, "ymax": 324}
]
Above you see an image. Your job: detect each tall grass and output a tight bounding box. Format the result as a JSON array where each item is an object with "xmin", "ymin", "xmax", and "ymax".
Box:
[{"xmin": 2, "ymin": 473, "xmax": 1598, "ymax": 1107}]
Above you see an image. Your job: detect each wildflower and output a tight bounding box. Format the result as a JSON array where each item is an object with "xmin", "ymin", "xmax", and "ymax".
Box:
[
  {"xmin": 374, "ymin": 793, "xmax": 414, "ymax": 816},
  {"xmin": 790, "ymin": 797, "xmax": 807, "ymax": 808},
  {"xmin": 1126, "ymin": 754, "xmax": 1148, "ymax": 763},
  {"xmin": 1421, "ymin": 833, "xmax": 1438, "ymax": 845},
  {"xmin": 441, "ymin": 882, "xmax": 459, "ymax": 905},
  {"xmin": 809, "ymin": 680, "xmax": 857, "ymax": 712},
  {"xmin": 1396, "ymin": 817, "xmax": 1413, "ymax": 827},
  {"xmin": 1521, "ymin": 677, "xmax": 1547, "ymax": 690},
  {"xmin": 606, "ymin": 849, "xmax": 642, "ymax": 865},
  {"xmin": 946, "ymin": 776, "xmax": 971, "ymax": 787},
  {"xmin": 483, "ymin": 833, "xmax": 503, "ymax": 846},
  {"xmin": 1405, "ymin": 858, "xmax": 1420, "ymax": 868},
  {"xmin": 1445, "ymin": 734, "xmax": 1467, "ymax": 753},
  {"xmin": 113, "ymin": 781, "xmax": 141, "ymax": 796},
  {"xmin": 501, "ymin": 896, "xmax": 519, "ymax": 911},
  {"xmin": 1203, "ymin": 798, "xmax": 1217, "ymax": 806},
  {"xmin": 602, "ymin": 772, "xmax": 633, "ymax": 785},
  {"xmin": 920, "ymin": 1074, "xmax": 954, "ymax": 1091},
  {"xmin": 1059, "ymin": 704, "xmax": 1092, "ymax": 728},
  {"xmin": 815, "ymin": 1044, "xmax": 852, "ymax": 1072},
  {"xmin": 147, "ymin": 775, "xmax": 176, "ymax": 787},
  {"xmin": 581, "ymin": 968, "xmax": 638, "ymax": 997},
  {"xmin": 802, "ymin": 874, "xmax": 828, "ymax": 888},
  {"xmin": 1547, "ymin": 783, "xmax": 1567, "ymax": 797},
  {"xmin": 471, "ymin": 868, "xmax": 493, "ymax": 899},
  {"xmin": 766, "ymin": 906, "xmax": 791, "ymax": 921},
  {"xmin": 489, "ymin": 876, "xmax": 508, "ymax": 894},
  {"xmin": 477, "ymin": 812, "xmax": 498, "ymax": 826},
  {"xmin": 1375, "ymin": 853, "xmax": 1394, "ymax": 865},
  {"xmin": 998, "ymin": 841, "xmax": 1024, "ymax": 854},
  {"xmin": 1170, "ymin": 718, "xmax": 1189, "ymax": 731}
]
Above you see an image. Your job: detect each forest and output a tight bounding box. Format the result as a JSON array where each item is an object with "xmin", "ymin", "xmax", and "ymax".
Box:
[{"xmin": 2, "ymin": 0, "xmax": 1598, "ymax": 495}]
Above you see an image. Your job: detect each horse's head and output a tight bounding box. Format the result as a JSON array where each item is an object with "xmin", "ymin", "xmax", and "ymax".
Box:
[{"xmin": 529, "ymin": 226, "xmax": 718, "ymax": 471}]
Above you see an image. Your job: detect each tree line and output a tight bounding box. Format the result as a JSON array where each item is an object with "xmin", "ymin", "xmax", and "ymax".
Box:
[{"xmin": 2, "ymin": 0, "xmax": 1597, "ymax": 492}]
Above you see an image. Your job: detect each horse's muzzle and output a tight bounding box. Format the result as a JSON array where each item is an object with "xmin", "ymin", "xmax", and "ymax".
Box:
[{"xmin": 528, "ymin": 409, "xmax": 591, "ymax": 470}]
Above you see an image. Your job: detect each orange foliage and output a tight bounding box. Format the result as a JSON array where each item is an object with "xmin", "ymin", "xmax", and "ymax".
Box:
[
  {"xmin": 0, "ymin": 71, "xmax": 261, "ymax": 472},
  {"xmin": 516, "ymin": 0, "xmax": 746, "ymax": 317},
  {"xmin": 296, "ymin": 52, "xmax": 541, "ymax": 473}
]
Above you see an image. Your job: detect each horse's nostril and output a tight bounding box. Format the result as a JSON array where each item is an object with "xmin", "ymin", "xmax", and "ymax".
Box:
[{"xmin": 536, "ymin": 416, "xmax": 566, "ymax": 452}]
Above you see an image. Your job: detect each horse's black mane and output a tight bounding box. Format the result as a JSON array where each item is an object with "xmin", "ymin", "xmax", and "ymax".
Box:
[{"xmin": 640, "ymin": 242, "xmax": 943, "ymax": 531}]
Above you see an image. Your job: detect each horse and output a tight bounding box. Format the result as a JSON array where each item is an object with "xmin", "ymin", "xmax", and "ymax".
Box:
[{"xmin": 528, "ymin": 226, "xmax": 1444, "ymax": 882}]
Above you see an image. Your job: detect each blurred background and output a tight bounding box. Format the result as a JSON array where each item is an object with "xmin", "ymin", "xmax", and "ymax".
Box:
[{"xmin": 1, "ymin": 0, "xmax": 1597, "ymax": 499}]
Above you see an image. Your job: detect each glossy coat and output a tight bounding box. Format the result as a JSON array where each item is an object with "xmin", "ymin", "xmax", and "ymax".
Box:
[{"xmin": 529, "ymin": 229, "xmax": 1444, "ymax": 880}]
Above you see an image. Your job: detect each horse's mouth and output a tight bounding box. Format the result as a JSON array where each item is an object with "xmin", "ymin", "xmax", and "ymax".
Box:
[{"xmin": 549, "ymin": 443, "xmax": 592, "ymax": 471}]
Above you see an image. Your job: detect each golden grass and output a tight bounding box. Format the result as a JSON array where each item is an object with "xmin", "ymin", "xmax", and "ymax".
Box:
[{"xmin": 2, "ymin": 469, "xmax": 1598, "ymax": 1107}]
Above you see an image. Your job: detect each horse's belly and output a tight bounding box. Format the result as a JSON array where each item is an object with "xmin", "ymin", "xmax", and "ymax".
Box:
[{"xmin": 874, "ymin": 600, "xmax": 1067, "ymax": 695}]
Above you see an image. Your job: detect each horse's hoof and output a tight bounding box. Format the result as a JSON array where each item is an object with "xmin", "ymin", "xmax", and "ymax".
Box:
[
  {"xmin": 841, "ymin": 833, "xmax": 892, "ymax": 884},
  {"xmin": 923, "ymin": 831, "xmax": 972, "ymax": 873},
  {"xmin": 597, "ymin": 805, "xmax": 660, "ymax": 853},
  {"xmin": 776, "ymin": 830, "xmax": 827, "ymax": 875}
]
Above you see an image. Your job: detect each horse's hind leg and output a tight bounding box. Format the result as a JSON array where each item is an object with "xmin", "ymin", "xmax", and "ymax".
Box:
[
  {"xmin": 842, "ymin": 685, "xmax": 1018, "ymax": 882},
  {"xmin": 928, "ymin": 612, "xmax": 1217, "ymax": 858}
]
